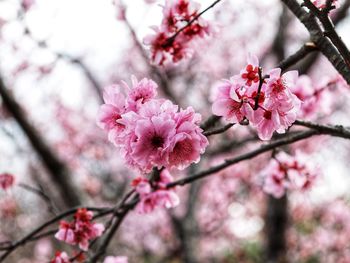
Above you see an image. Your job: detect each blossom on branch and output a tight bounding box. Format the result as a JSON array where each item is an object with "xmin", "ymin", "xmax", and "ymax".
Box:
[
  {"xmin": 97, "ymin": 76, "xmax": 208, "ymax": 173},
  {"xmin": 132, "ymin": 169, "xmax": 179, "ymax": 213},
  {"xmin": 55, "ymin": 208, "xmax": 105, "ymax": 251},
  {"xmin": 261, "ymin": 152, "xmax": 318, "ymax": 198},
  {"xmin": 212, "ymin": 55, "xmax": 302, "ymax": 140},
  {"xmin": 143, "ymin": 0, "xmax": 214, "ymax": 65}
]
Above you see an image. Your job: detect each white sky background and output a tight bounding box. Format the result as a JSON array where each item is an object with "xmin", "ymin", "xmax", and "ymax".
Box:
[{"xmin": 0, "ymin": 0, "xmax": 350, "ymax": 203}]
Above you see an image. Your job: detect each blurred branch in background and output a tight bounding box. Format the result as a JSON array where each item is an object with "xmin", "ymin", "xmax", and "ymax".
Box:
[{"xmin": 0, "ymin": 75, "xmax": 83, "ymax": 208}]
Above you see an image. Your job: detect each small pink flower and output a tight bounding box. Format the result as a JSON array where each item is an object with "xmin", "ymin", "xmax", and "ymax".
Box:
[
  {"xmin": 261, "ymin": 152, "xmax": 318, "ymax": 198},
  {"xmin": 211, "ymin": 81, "xmax": 245, "ymax": 123},
  {"xmin": 126, "ymin": 76, "xmax": 158, "ymax": 111},
  {"xmin": 134, "ymin": 170, "xmax": 180, "ymax": 213},
  {"xmin": 239, "ymin": 54, "xmax": 260, "ymax": 86},
  {"xmin": 132, "ymin": 116, "xmax": 176, "ymax": 171},
  {"xmin": 0, "ymin": 173, "xmax": 15, "ymax": 190},
  {"xmin": 143, "ymin": 0, "xmax": 213, "ymax": 65},
  {"xmin": 97, "ymin": 85, "xmax": 126, "ymax": 133},
  {"xmin": 55, "ymin": 209, "xmax": 105, "ymax": 251}
]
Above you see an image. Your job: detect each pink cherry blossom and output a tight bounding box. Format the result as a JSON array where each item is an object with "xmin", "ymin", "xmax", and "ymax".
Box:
[
  {"xmin": 261, "ymin": 151, "xmax": 318, "ymax": 198},
  {"xmin": 211, "ymin": 81, "xmax": 245, "ymax": 123},
  {"xmin": 312, "ymin": 0, "xmax": 339, "ymax": 9},
  {"xmin": 98, "ymin": 77, "xmax": 208, "ymax": 173},
  {"xmin": 97, "ymin": 84, "xmax": 126, "ymax": 133},
  {"xmin": 126, "ymin": 76, "xmax": 158, "ymax": 111},
  {"xmin": 131, "ymin": 115, "xmax": 176, "ymax": 171},
  {"xmin": 212, "ymin": 54, "xmax": 301, "ymax": 140},
  {"xmin": 55, "ymin": 208, "xmax": 105, "ymax": 251},
  {"xmin": 143, "ymin": 0, "xmax": 213, "ymax": 65},
  {"xmin": 262, "ymin": 159, "xmax": 290, "ymax": 198},
  {"xmin": 0, "ymin": 173, "xmax": 15, "ymax": 190},
  {"xmin": 133, "ymin": 170, "xmax": 180, "ymax": 213}
]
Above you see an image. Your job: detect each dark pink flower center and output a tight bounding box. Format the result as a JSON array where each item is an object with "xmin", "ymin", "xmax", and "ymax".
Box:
[
  {"xmin": 271, "ymin": 78, "xmax": 285, "ymax": 93},
  {"xmin": 242, "ymin": 64, "xmax": 259, "ymax": 86},
  {"xmin": 151, "ymin": 135, "xmax": 165, "ymax": 148},
  {"xmin": 263, "ymin": 110, "xmax": 272, "ymax": 120}
]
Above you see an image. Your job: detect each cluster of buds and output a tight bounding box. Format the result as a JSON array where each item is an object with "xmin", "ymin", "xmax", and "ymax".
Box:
[{"xmin": 143, "ymin": 0, "xmax": 213, "ymax": 65}]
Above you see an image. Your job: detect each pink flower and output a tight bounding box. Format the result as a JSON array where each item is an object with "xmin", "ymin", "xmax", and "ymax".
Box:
[
  {"xmin": 261, "ymin": 152, "xmax": 318, "ymax": 198},
  {"xmin": 262, "ymin": 160, "xmax": 289, "ymax": 198},
  {"xmin": 0, "ymin": 173, "xmax": 15, "ymax": 190},
  {"xmin": 103, "ymin": 256, "xmax": 128, "ymax": 263},
  {"xmin": 168, "ymin": 107, "xmax": 208, "ymax": 169},
  {"xmin": 55, "ymin": 208, "xmax": 105, "ymax": 251},
  {"xmin": 143, "ymin": 0, "xmax": 213, "ymax": 65},
  {"xmin": 126, "ymin": 76, "xmax": 158, "ymax": 111},
  {"xmin": 98, "ymin": 77, "xmax": 208, "ymax": 173},
  {"xmin": 239, "ymin": 54, "xmax": 260, "ymax": 86},
  {"xmin": 133, "ymin": 170, "xmax": 180, "ymax": 213},
  {"xmin": 211, "ymin": 81, "xmax": 245, "ymax": 123},
  {"xmin": 212, "ymin": 54, "xmax": 301, "ymax": 140},
  {"xmin": 132, "ymin": 116, "xmax": 176, "ymax": 171},
  {"xmin": 50, "ymin": 251, "xmax": 70, "ymax": 263}
]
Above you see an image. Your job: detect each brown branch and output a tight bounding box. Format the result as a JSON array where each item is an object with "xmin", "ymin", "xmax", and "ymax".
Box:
[
  {"xmin": 203, "ymin": 123, "xmax": 234, "ymax": 136},
  {"xmin": 277, "ymin": 42, "xmax": 318, "ymax": 72},
  {"xmin": 281, "ymin": 0, "xmax": 350, "ymax": 84},
  {"xmin": 168, "ymin": 121, "xmax": 350, "ymax": 187},
  {"xmin": 304, "ymin": 0, "xmax": 350, "ymax": 67},
  {"xmin": 17, "ymin": 183, "xmax": 58, "ymax": 215}
]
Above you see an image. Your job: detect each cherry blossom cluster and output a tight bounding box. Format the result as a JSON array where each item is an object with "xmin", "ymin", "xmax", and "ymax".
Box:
[
  {"xmin": 312, "ymin": 0, "xmax": 339, "ymax": 9},
  {"xmin": 261, "ymin": 152, "xmax": 318, "ymax": 198},
  {"xmin": 143, "ymin": 0, "xmax": 213, "ymax": 65},
  {"xmin": 55, "ymin": 208, "xmax": 105, "ymax": 251},
  {"xmin": 97, "ymin": 76, "xmax": 208, "ymax": 173},
  {"xmin": 132, "ymin": 169, "xmax": 179, "ymax": 213},
  {"xmin": 0, "ymin": 173, "xmax": 14, "ymax": 190},
  {"xmin": 212, "ymin": 55, "xmax": 302, "ymax": 140}
]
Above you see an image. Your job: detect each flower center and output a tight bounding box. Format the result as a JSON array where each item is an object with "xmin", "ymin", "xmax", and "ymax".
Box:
[
  {"xmin": 151, "ymin": 135, "xmax": 164, "ymax": 148},
  {"xmin": 263, "ymin": 110, "xmax": 272, "ymax": 120}
]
